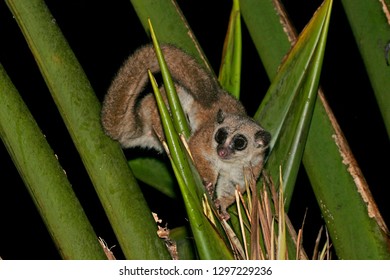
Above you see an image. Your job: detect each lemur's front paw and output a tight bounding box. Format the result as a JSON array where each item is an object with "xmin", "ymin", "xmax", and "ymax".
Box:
[{"xmin": 214, "ymin": 198, "xmax": 231, "ymax": 221}]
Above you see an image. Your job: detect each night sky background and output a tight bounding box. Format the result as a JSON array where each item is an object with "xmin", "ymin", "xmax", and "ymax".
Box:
[{"xmin": 0, "ymin": 0, "xmax": 389, "ymax": 259}]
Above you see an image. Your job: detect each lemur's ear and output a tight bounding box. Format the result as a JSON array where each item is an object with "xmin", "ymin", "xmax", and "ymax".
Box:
[{"xmin": 216, "ymin": 109, "xmax": 225, "ymax": 124}]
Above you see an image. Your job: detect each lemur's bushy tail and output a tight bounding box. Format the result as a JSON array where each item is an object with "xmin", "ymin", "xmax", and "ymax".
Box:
[{"xmin": 101, "ymin": 44, "xmax": 220, "ymax": 146}]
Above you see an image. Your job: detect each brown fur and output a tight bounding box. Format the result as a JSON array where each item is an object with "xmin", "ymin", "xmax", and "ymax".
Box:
[{"xmin": 101, "ymin": 44, "xmax": 270, "ymax": 219}]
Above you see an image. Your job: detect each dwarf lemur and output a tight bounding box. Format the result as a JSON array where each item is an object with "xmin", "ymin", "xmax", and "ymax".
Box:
[{"xmin": 101, "ymin": 44, "xmax": 271, "ymax": 219}]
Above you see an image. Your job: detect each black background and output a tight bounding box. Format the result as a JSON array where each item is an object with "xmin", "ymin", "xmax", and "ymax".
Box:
[{"xmin": 0, "ymin": 0, "xmax": 389, "ymax": 259}]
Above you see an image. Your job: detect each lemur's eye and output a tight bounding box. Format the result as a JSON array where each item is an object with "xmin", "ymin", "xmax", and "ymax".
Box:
[
  {"xmin": 232, "ymin": 134, "xmax": 247, "ymax": 151},
  {"xmin": 215, "ymin": 128, "xmax": 228, "ymax": 144}
]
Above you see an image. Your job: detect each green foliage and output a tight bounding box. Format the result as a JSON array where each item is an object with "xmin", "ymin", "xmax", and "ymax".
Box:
[
  {"xmin": 242, "ymin": 0, "xmax": 390, "ymax": 259},
  {"xmin": 0, "ymin": 64, "xmax": 106, "ymax": 259},
  {"xmin": 4, "ymin": 0, "xmax": 170, "ymax": 260},
  {"xmin": 341, "ymin": 0, "xmax": 390, "ymax": 136}
]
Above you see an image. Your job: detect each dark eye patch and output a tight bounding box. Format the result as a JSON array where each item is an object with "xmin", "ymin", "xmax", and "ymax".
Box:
[
  {"xmin": 232, "ymin": 134, "xmax": 247, "ymax": 151},
  {"xmin": 215, "ymin": 128, "xmax": 228, "ymax": 144}
]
